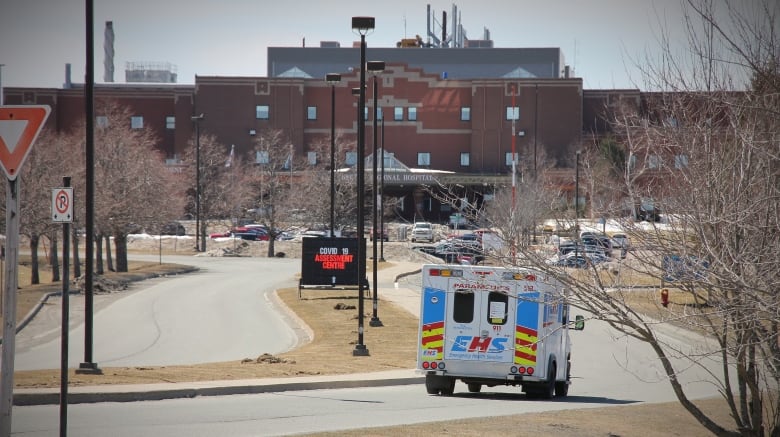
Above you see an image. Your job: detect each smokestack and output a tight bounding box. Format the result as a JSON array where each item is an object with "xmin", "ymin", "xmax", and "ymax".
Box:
[
  {"xmin": 64, "ymin": 63, "xmax": 72, "ymax": 89},
  {"xmin": 442, "ymin": 11, "xmax": 447, "ymax": 47},
  {"xmin": 104, "ymin": 21, "xmax": 114, "ymax": 82}
]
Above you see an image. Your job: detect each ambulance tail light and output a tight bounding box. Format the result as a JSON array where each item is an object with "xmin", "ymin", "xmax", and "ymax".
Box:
[
  {"xmin": 527, "ymin": 367, "xmax": 535, "ymax": 375},
  {"xmin": 421, "ymin": 361, "xmax": 446, "ymax": 370},
  {"xmin": 428, "ymin": 268, "xmax": 463, "ymax": 277}
]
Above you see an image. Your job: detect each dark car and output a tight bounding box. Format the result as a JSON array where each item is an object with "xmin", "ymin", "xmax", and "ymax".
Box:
[
  {"xmin": 548, "ymin": 254, "xmax": 589, "ymax": 268},
  {"xmin": 432, "ymin": 240, "xmax": 485, "ymax": 265},
  {"xmin": 232, "ymin": 227, "xmax": 270, "ymax": 241},
  {"xmin": 369, "ymin": 227, "xmax": 389, "ymax": 242},
  {"xmin": 161, "ymin": 221, "xmax": 186, "ymax": 236}
]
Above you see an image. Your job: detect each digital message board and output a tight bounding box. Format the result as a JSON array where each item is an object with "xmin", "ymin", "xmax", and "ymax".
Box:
[{"xmin": 300, "ymin": 237, "xmax": 364, "ymax": 287}]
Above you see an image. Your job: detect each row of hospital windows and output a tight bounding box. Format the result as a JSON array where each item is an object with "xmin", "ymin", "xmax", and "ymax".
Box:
[
  {"xmin": 260, "ymin": 105, "xmax": 521, "ymax": 122},
  {"xmin": 100, "ymin": 105, "xmax": 517, "ymax": 130},
  {"xmin": 256, "ymin": 150, "xmax": 690, "ymax": 170},
  {"xmin": 102, "ymin": 114, "xmax": 690, "ymax": 171}
]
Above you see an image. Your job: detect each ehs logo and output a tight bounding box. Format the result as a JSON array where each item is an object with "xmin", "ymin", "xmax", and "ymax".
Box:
[{"xmin": 451, "ymin": 336, "xmax": 508, "ymax": 353}]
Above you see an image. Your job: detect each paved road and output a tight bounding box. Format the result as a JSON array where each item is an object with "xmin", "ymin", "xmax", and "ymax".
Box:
[
  {"xmin": 14, "ymin": 255, "xmax": 301, "ymax": 370},
  {"xmin": 11, "ymin": 313, "xmax": 726, "ymax": 436}
]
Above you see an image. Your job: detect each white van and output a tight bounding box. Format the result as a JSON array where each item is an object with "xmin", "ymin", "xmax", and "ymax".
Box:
[{"xmin": 418, "ymin": 265, "xmax": 584, "ymax": 397}]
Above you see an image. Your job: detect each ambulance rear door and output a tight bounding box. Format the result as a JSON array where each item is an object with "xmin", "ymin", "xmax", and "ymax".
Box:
[{"xmin": 443, "ymin": 275, "xmax": 516, "ymax": 364}]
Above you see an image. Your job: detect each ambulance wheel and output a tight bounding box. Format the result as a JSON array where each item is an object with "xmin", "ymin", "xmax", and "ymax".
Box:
[
  {"xmin": 425, "ymin": 375, "xmax": 439, "ymax": 395},
  {"xmin": 542, "ymin": 364, "xmax": 556, "ymax": 399},
  {"xmin": 440, "ymin": 377, "xmax": 456, "ymax": 396},
  {"xmin": 467, "ymin": 383, "xmax": 482, "ymax": 393},
  {"xmin": 555, "ymin": 362, "xmax": 571, "ymax": 398}
]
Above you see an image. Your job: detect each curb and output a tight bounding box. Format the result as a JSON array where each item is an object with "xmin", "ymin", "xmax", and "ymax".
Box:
[
  {"xmin": 394, "ymin": 269, "xmax": 421, "ymax": 283},
  {"xmin": 14, "ymin": 375, "xmax": 425, "ymax": 406}
]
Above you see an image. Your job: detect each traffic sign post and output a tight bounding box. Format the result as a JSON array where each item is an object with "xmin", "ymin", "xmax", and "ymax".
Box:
[
  {"xmin": 0, "ymin": 105, "xmax": 50, "ymax": 437},
  {"xmin": 52, "ymin": 187, "xmax": 74, "ymax": 222}
]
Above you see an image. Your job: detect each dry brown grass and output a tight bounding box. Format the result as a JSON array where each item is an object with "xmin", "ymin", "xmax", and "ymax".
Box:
[{"xmin": 12, "ymin": 284, "xmax": 418, "ymax": 388}]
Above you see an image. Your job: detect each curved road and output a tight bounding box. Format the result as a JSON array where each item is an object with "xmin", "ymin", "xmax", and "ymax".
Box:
[
  {"xmin": 14, "ymin": 255, "xmax": 301, "ymax": 370},
  {"xmin": 11, "ymin": 315, "xmax": 726, "ymax": 436}
]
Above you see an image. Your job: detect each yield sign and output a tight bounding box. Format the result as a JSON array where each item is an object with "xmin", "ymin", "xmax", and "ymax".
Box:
[{"xmin": 0, "ymin": 105, "xmax": 51, "ymax": 180}]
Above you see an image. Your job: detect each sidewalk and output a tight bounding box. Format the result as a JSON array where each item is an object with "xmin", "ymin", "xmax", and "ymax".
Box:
[{"xmin": 13, "ymin": 261, "xmax": 426, "ymax": 406}]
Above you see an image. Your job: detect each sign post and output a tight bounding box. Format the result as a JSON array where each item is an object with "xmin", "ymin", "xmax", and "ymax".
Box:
[
  {"xmin": 53, "ymin": 178, "xmax": 73, "ymax": 437},
  {"xmin": 0, "ymin": 105, "xmax": 50, "ymax": 437}
]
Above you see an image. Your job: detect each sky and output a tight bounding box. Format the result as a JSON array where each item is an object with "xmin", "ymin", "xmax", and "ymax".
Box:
[{"xmin": 0, "ymin": 0, "xmax": 692, "ymax": 90}]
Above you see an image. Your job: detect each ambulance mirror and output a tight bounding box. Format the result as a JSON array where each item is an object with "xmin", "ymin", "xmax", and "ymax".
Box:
[{"xmin": 574, "ymin": 315, "xmax": 585, "ymax": 330}]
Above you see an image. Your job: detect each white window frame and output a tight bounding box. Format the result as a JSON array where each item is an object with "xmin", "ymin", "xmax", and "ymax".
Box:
[
  {"xmin": 308, "ymin": 151, "xmax": 317, "ymax": 165},
  {"xmin": 345, "ymin": 152, "xmax": 357, "ymax": 166},
  {"xmin": 461, "ymin": 107, "xmax": 471, "ymax": 121},
  {"xmin": 394, "ymin": 107, "xmax": 403, "ymax": 121},
  {"xmin": 256, "ymin": 151, "xmax": 269, "ymax": 164},
  {"xmin": 165, "ymin": 116, "xmax": 175, "ymax": 129},
  {"xmin": 131, "ymin": 116, "xmax": 144, "ymax": 129},
  {"xmin": 408, "ymin": 107, "xmax": 417, "ymax": 121},
  {"xmin": 505, "ymin": 152, "xmax": 518, "ymax": 166},
  {"xmin": 460, "ymin": 152, "xmax": 470, "ymax": 166},
  {"xmin": 674, "ymin": 154, "xmax": 689, "ymax": 169},
  {"xmin": 506, "ymin": 106, "xmax": 519, "ymax": 120},
  {"xmin": 256, "ymin": 105, "xmax": 270, "ymax": 120},
  {"xmin": 96, "ymin": 116, "xmax": 109, "ymax": 129},
  {"xmin": 307, "ymin": 106, "xmax": 317, "ymax": 120},
  {"xmin": 417, "ymin": 152, "xmax": 431, "ymax": 166}
]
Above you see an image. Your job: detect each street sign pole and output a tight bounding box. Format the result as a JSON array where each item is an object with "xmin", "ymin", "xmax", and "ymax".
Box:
[
  {"xmin": 0, "ymin": 177, "xmax": 20, "ymax": 437},
  {"xmin": 0, "ymin": 104, "xmax": 50, "ymax": 437},
  {"xmin": 56, "ymin": 177, "xmax": 73, "ymax": 437}
]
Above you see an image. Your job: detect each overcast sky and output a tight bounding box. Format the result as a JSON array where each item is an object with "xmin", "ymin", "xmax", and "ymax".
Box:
[{"xmin": 1, "ymin": 0, "xmax": 692, "ymax": 90}]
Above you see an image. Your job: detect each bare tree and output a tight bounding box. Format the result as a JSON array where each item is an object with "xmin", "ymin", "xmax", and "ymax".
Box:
[
  {"xmin": 92, "ymin": 101, "xmax": 185, "ymax": 271},
  {"xmin": 182, "ymin": 133, "xmax": 244, "ymax": 247},
  {"xmin": 513, "ymin": 2, "xmax": 780, "ymax": 435},
  {"xmin": 290, "ymin": 134, "xmax": 358, "ymax": 233},
  {"xmin": 17, "ymin": 129, "xmax": 76, "ymax": 284},
  {"xmin": 245, "ymin": 128, "xmax": 302, "ymax": 256}
]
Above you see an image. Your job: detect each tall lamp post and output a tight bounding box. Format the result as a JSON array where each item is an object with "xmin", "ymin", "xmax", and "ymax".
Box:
[
  {"xmin": 326, "ymin": 73, "xmax": 341, "ymax": 237},
  {"xmin": 351, "ymin": 16, "xmax": 374, "ymax": 356},
  {"xmin": 191, "ymin": 114, "xmax": 204, "ymax": 252},
  {"xmin": 379, "ymin": 117, "xmax": 385, "ymax": 262},
  {"xmin": 367, "ymin": 60, "xmax": 384, "ymax": 328},
  {"xmin": 575, "ymin": 150, "xmax": 581, "ymax": 259}
]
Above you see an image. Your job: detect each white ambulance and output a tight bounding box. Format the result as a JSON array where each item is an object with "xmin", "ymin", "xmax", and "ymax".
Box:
[{"xmin": 417, "ymin": 264, "xmax": 584, "ymax": 397}]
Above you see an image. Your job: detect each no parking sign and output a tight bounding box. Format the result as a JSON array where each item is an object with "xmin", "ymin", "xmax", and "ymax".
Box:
[{"xmin": 52, "ymin": 187, "xmax": 73, "ymax": 222}]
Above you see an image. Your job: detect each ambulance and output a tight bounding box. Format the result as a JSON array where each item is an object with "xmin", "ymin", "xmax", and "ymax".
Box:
[{"xmin": 417, "ymin": 264, "xmax": 584, "ymax": 397}]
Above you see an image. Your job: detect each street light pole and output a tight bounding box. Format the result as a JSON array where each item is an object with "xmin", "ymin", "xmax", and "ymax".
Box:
[
  {"xmin": 367, "ymin": 60, "xmax": 384, "ymax": 328},
  {"xmin": 192, "ymin": 114, "xmax": 204, "ymax": 252},
  {"xmin": 326, "ymin": 73, "xmax": 341, "ymax": 237},
  {"xmin": 575, "ymin": 150, "xmax": 581, "ymax": 259},
  {"xmin": 351, "ymin": 16, "xmax": 374, "ymax": 356},
  {"xmin": 380, "ymin": 117, "xmax": 385, "ymax": 262}
]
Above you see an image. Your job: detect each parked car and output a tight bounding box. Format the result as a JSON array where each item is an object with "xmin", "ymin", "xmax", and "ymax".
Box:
[
  {"xmin": 231, "ymin": 227, "xmax": 270, "ymax": 241},
  {"xmin": 369, "ymin": 226, "xmax": 389, "ymax": 242},
  {"xmin": 582, "ymin": 234, "xmax": 613, "ymax": 253},
  {"xmin": 432, "ymin": 239, "xmax": 485, "ymax": 265},
  {"xmin": 210, "ymin": 230, "xmax": 231, "ymax": 239},
  {"xmin": 160, "ymin": 221, "xmax": 186, "ymax": 236},
  {"xmin": 546, "ymin": 253, "xmax": 590, "ymax": 268},
  {"xmin": 610, "ymin": 233, "xmax": 630, "ymax": 250},
  {"xmin": 411, "ymin": 222, "xmax": 434, "ymax": 242}
]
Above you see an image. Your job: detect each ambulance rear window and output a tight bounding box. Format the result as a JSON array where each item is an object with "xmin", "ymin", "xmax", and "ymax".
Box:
[
  {"xmin": 452, "ymin": 290, "xmax": 474, "ymax": 323},
  {"xmin": 487, "ymin": 291, "xmax": 509, "ymax": 325}
]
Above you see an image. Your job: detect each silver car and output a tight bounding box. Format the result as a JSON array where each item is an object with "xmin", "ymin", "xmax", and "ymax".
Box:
[{"xmin": 411, "ymin": 222, "xmax": 434, "ymax": 242}]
